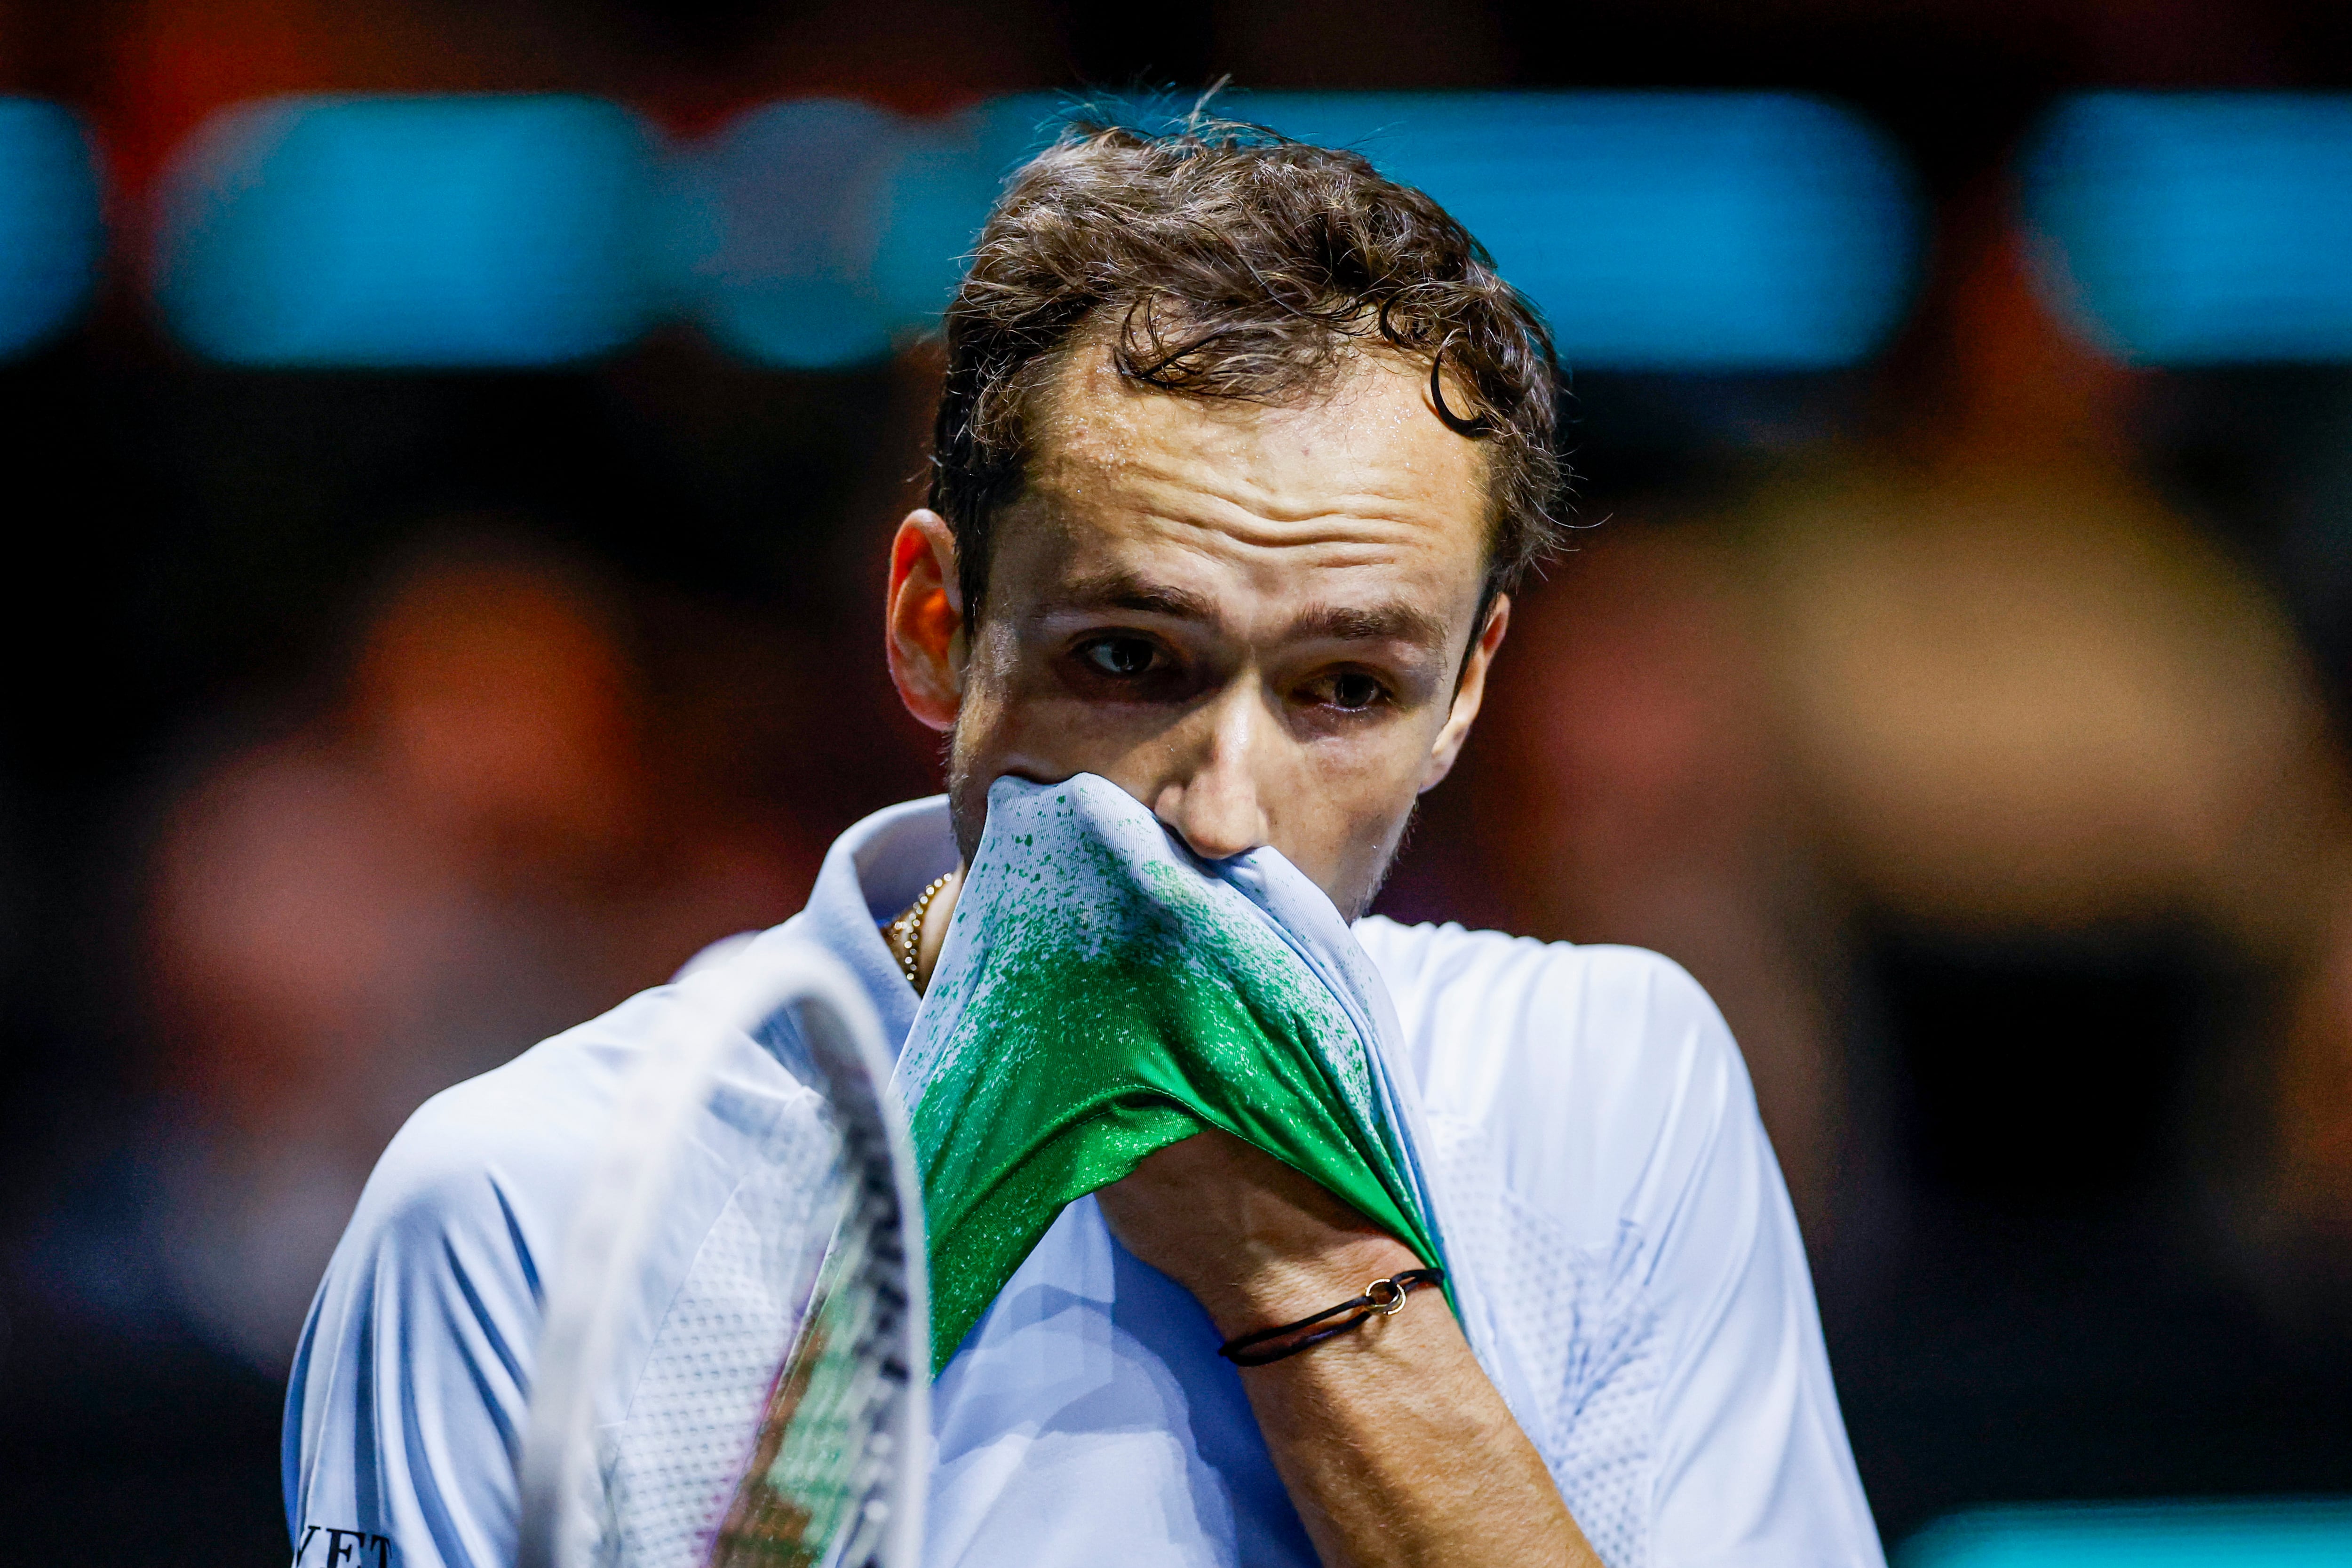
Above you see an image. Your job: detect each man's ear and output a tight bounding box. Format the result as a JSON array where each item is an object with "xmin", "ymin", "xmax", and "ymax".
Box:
[
  {"xmin": 886, "ymin": 509, "xmax": 965, "ymax": 732},
  {"xmin": 1421, "ymin": 592, "xmax": 1510, "ymax": 793}
]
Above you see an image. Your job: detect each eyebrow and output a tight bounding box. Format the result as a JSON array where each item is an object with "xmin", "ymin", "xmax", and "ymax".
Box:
[
  {"xmin": 1049, "ymin": 572, "xmax": 1217, "ymax": 621},
  {"xmin": 1042, "ymin": 571, "xmax": 1451, "ymax": 652},
  {"xmin": 1288, "ymin": 602, "xmax": 1452, "ymax": 652}
]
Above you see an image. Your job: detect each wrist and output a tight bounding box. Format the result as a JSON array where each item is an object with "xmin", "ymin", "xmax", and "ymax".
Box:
[
  {"xmin": 1194, "ymin": 1232, "xmax": 1424, "ymax": 1340},
  {"xmin": 1218, "ymin": 1266, "xmax": 1446, "ymax": 1367}
]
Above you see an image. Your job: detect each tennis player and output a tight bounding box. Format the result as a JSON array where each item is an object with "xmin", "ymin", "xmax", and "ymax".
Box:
[{"xmin": 286, "ymin": 120, "xmax": 1883, "ymax": 1567}]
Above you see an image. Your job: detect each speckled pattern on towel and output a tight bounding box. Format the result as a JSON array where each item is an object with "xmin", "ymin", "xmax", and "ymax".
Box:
[{"xmin": 898, "ymin": 773, "xmax": 1448, "ymax": 1370}]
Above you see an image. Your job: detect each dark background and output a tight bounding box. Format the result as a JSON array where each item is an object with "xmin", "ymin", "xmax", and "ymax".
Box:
[{"xmin": 6, "ymin": 0, "xmax": 2352, "ymax": 1560}]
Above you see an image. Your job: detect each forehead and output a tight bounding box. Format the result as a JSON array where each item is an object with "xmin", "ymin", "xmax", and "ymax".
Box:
[{"xmin": 1002, "ymin": 342, "xmax": 1494, "ymax": 604}]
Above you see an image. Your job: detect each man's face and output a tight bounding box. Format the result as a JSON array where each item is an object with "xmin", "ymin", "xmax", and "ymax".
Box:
[{"xmin": 887, "ymin": 343, "xmax": 1509, "ymax": 919}]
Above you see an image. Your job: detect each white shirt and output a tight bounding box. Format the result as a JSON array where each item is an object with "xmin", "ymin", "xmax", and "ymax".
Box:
[{"xmin": 284, "ymin": 796, "xmax": 1883, "ymax": 1568}]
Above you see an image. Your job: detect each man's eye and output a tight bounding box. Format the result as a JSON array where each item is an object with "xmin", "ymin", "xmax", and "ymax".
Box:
[
  {"xmin": 1080, "ymin": 637, "xmax": 1158, "ymax": 678},
  {"xmin": 1324, "ymin": 672, "xmax": 1386, "ymax": 712}
]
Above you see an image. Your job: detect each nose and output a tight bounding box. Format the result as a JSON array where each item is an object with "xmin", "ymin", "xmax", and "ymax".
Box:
[{"xmin": 1151, "ymin": 685, "xmax": 1274, "ymax": 862}]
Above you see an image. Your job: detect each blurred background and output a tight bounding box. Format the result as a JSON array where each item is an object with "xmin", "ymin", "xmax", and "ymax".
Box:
[{"xmin": 3, "ymin": 0, "xmax": 2352, "ymax": 1562}]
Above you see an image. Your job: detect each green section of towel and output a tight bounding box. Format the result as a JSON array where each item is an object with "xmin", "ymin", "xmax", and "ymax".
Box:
[{"xmin": 906, "ymin": 794, "xmax": 1440, "ymax": 1372}]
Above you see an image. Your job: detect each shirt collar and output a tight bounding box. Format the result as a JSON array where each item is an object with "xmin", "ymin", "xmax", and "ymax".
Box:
[{"xmin": 760, "ymin": 794, "xmax": 957, "ymax": 1055}]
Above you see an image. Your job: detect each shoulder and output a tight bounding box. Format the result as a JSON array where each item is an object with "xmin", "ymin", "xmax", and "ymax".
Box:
[
  {"xmin": 298, "ymin": 977, "xmax": 731, "ymax": 1405},
  {"xmin": 1354, "ymin": 917, "xmax": 1756, "ymax": 1233},
  {"xmin": 344, "ymin": 992, "xmax": 666, "ymax": 1271},
  {"xmin": 1356, "ymin": 915, "xmax": 1720, "ymax": 1020},
  {"xmin": 1353, "ymin": 916, "xmax": 1739, "ymax": 1107}
]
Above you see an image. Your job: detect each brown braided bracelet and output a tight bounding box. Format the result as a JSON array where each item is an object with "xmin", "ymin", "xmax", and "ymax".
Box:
[{"xmin": 1216, "ymin": 1267, "xmax": 1446, "ymax": 1367}]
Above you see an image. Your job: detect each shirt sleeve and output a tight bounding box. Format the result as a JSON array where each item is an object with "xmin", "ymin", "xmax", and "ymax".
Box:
[
  {"xmin": 283, "ymin": 1051, "xmax": 591, "ymax": 1568},
  {"xmin": 1355, "ymin": 921, "xmax": 1883, "ymax": 1568},
  {"xmin": 1613, "ymin": 954, "xmax": 1882, "ymax": 1568}
]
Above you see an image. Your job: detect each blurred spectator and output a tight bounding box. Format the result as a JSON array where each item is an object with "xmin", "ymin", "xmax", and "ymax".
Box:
[
  {"xmin": 1480, "ymin": 188, "xmax": 2352, "ymax": 1274},
  {"xmin": 1752, "ymin": 211, "xmax": 2345, "ymax": 955},
  {"xmin": 140, "ymin": 533, "xmax": 810, "ymax": 1369},
  {"xmin": 1754, "ymin": 199, "xmax": 2352, "ymax": 1293}
]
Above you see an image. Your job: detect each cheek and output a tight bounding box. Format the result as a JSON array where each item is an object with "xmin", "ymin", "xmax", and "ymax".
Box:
[
  {"xmin": 951, "ymin": 651, "xmax": 1122, "ymax": 781},
  {"xmin": 1287, "ymin": 726, "xmax": 1438, "ymax": 852},
  {"xmin": 951, "ymin": 624, "xmax": 1034, "ymax": 743},
  {"xmin": 1305, "ymin": 704, "xmax": 1452, "ymax": 789}
]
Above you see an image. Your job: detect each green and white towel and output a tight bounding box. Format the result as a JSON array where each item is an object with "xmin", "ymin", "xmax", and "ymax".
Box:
[{"xmin": 897, "ymin": 772, "xmax": 1453, "ymax": 1372}]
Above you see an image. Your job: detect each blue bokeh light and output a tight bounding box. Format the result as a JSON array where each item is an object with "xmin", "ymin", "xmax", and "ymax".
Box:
[
  {"xmin": 1902, "ymin": 1499, "xmax": 2352, "ymax": 1567},
  {"xmin": 0, "ymin": 99, "xmax": 103, "ymax": 359},
  {"xmin": 868, "ymin": 114, "xmax": 1022, "ymax": 338},
  {"xmin": 2027, "ymin": 93, "xmax": 2352, "ymax": 365},
  {"xmin": 866, "ymin": 90, "xmax": 1920, "ymax": 371},
  {"xmin": 674, "ymin": 98, "xmax": 910, "ymax": 369},
  {"xmin": 155, "ymin": 95, "xmax": 664, "ymax": 368},
  {"xmin": 1232, "ymin": 92, "xmax": 1919, "ymax": 371},
  {"xmin": 141, "ymin": 90, "xmax": 1923, "ymax": 373}
]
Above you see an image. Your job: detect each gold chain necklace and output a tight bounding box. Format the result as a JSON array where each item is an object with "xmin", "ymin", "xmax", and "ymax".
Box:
[{"xmin": 881, "ymin": 874, "xmax": 953, "ymax": 990}]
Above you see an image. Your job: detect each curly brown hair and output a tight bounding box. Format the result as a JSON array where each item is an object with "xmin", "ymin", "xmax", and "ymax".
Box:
[{"xmin": 927, "ymin": 117, "xmax": 1567, "ymax": 621}]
